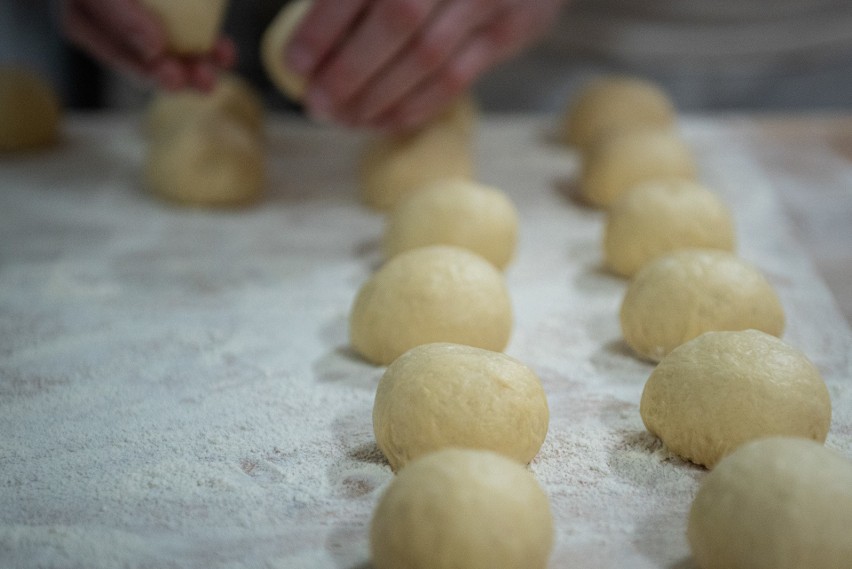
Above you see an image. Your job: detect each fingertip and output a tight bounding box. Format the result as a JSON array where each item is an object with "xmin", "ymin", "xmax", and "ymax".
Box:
[
  {"xmin": 213, "ymin": 37, "xmax": 238, "ymax": 69},
  {"xmin": 152, "ymin": 60, "xmax": 187, "ymax": 91},
  {"xmin": 190, "ymin": 60, "xmax": 218, "ymax": 92}
]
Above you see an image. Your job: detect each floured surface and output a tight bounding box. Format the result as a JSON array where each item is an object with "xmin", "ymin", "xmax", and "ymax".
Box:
[{"xmin": 1, "ymin": 114, "xmax": 850, "ymax": 568}]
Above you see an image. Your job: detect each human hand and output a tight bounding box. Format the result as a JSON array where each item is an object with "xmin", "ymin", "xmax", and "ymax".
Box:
[
  {"xmin": 62, "ymin": 0, "xmax": 236, "ymax": 92},
  {"xmin": 284, "ymin": 0, "xmax": 567, "ymax": 131}
]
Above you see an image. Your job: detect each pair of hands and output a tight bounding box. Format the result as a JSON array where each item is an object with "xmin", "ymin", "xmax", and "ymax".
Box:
[{"xmin": 63, "ymin": 0, "xmax": 565, "ymax": 131}]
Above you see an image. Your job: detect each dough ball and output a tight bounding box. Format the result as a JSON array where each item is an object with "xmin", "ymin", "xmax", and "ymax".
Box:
[
  {"xmin": 383, "ymin": 178, "xmax": 518, "ymax": 269},
  {"xmin": 261, "ymin": 0, "xmax": 312, "ymax": 101},
  {"xmin": 620, "ymin": 249, "xmax": 785, "ymax": 361},
  {"xmin": 688, "ymin": 437, "xmax": 852, "ymax": 569},
  {"xmin": 0, "ymin": 67, "xmax": 61, "ymax": 153},
  {"xmin": 563, "ymin": 75, "xmax": 677, "ymax": 150},
  {"xmin": 139, "ymin": 0, "xmax": 228, "ymax": 54},
  {"xmin": 640, "ymin": 330, "xmax": 831, "ymax": 468},
  {"xmin": 349, "ymin": 246, "xmax": 512, "ymax": 365},
  {"xmin": 373, "ymin": 343, "xmax": 549, "ymax": 471},
  {"xmin": 145, "ymin": 73, "xmax": 265, "ymax": 139},
  {"xmin": 370, "ymin": 448, "xmax": 554, "ymax": 569},
  {"xmin": 580, "ymin": 128, "xmax": 696, "ymax": 208},
  {"xmin": 145, "ymin": 115, "xmax": 265, "ymax": 207},
  {"xmin": 359, "ymin": 98, "xmax": 476, "ymax": 210},
  {"xmin": 604, "ymin": 178, "xmax": 736, "ymax": 277}
]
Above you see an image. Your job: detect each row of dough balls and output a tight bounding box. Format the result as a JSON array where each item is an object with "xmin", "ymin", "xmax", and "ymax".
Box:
[{"xmin": 565, "ymin": 76, "xmax": 847, "ymax": 567}]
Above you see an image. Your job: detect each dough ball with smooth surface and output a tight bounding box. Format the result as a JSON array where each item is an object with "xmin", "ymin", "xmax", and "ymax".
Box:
[
  {"xmin": 383, "ymin": 178, "xmax": 518, "ymax": 269},
  {"xmin": 604, "ymin": 178, "xmax": 736, "ymax": 277},
  {"xmin": 688, "ymin": 437, "xmax": 851, "ymax": 569},
  {"xmin": 261, "ymin": 0, "xmax": 311, "ymax": 100},
  {"xmin": 370, "ymin": 448, "xmax": 554, "ymax": 569},
  {"xmin": 373, "ymin": 343, "xmax": 548, "ymax": 471},
  {"xmin": 621, "ymin": 249, "xmax": 784, "ymax": 361},
  {"xmin": 640, "ymin": 330, "xmax": 831, "ymax": 468},
  {"xmin": 581, "ymin": 128, "xmax": 696, "ymax": 208},
  {"xmin": 140, "ymin": 0, "xmax": 229, "ymax": 54},
  {"xmin": 145, "ymin": 73, "xmax": 265, "ymax": 139},
  {"xmin": 563, "ymin": 76, "xmax": 676, "ymax": 150},
  {"xmin": 145, "ymin": 115, "xmax": 265, "ymax": 207},
  {"xmin": 349, "ymin": 246, "xmax": 512, "ymax": 365},
  {"xmin": 0, "ymin": 67, "xmax": 61, "ymax": 152}
]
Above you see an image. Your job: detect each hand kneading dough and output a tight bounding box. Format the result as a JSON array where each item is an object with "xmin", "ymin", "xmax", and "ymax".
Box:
[
  {"xmin": 383, "ymin": 178, "xmax": 518, "ymax": 269},
  {"xmin": 145, "ymin": 116, "xmax": 264, "ymax": 207},
  {"xmin": 688, "ymin": 438, "xmax": 852, "ymax": 569},
  {"xmin": 370, "ymin": 448, "xmax": 554, "ymax": 569},
  {"xmin": 359, "ymin": 97, "xmax": 476, "ymax": 210},
  {"xmin": 349, "ymin": 246, "xmax": 512, "ymax": 365},
  {"xmin": 604, "ymin": 178, "xmax": 736, "ymax": 277},
  {"xmin": 620, "ymin": 249, "xmax": 785, "ymax": 361},
  {"xmin": 145, "ymin": 73, "xmax": 265, "ymax": 139},
  {"xmin": 580, "ymin": 129, "xmax": 696, "ymax": 208},
  {"xmin": 373, "ymin": 343, "xmax": 548, "ymax": 471},
  {"xmin": 563, "ymin": 76, "xmax": 676, "ymax": 150},
  {"xmin": 0, "ymin": 67, "xmax": 61, "ymax": 152},
  {"xmin": 140, "ymin": 0, "xmax": 229, "ymax": 54},
  {"xmin": 640, "ymin": 331, "xmax": 831, "ymax": 468},
  {"xmin": 261, "ymin": 0, "xmax": 311, "ymax": 100}
]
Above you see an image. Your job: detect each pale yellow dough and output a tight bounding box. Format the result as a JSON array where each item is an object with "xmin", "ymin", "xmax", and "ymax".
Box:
[
  {"xmin": 0, "ymin": 67, "xmax": 61, "ymax": 152},
  {"xmin": 139, "ymin": 0, "xmax": 229, "ymax": 54},
  {"xmin": 383, "ymin": 178, "xmax": 518, "ymax": 269},
  {"xmin": 620, "ymin": 249, "xmax": 785, "ymax": 361},
  {"xmin": 688, "ymin": 437, "xmax": 852, "ymax": 569},
  {"xmin": 370, "ymin": 448, "xmax": 554, "ymax": 569},
  {"xmin": 145, "ymin": 115, "xmax": 265, "ymax": 207},
  {"xmin": 349, "ymin": 246, "xmax": 512, "ymax": 365},
  {"xmin": 563, "ymin": 75, "xmax": 676, "ymax": 150},
  {"xmin": 640, "ymin": 331, "xmax": 831, "ymax": 468},
  {"xmin": 604, "ymin": 178, "xmax": 736, "ymax": 277},
  {"xmin": 373, "ymin": 343, "xmax": 548, "ymax": 471},
  {"xmin": 261, "ymin": 0, "xmax": 312, "ymax": 101},
  {"xmin": 580, "ymin": 128, "xmax": 696, "ymax": 208}
]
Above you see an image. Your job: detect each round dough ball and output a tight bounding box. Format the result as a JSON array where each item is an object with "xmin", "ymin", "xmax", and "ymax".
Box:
[
  {"xmin": 383, "ymin": 178, "xmax": 518, "ymax": 269},
  {"xmin": 370, "ymin": 448, "xmax": 554, "ymax": 569},
  {"xmin": 140, "ymin": 0, "xmax": 228, "ymax": 54},
  {"xmin": 563, "ymin": 75, "xmax": 677, "ymax": 150},
  {"xmin": 688, "ymin": 437, "xmax": 852, "ymax": 569},
  {"xmin": 0, "ymin": 67, "xmax": 61, "ymax": 152},
  {"xmin": 261, "ymin": 0, "xmax": 312, "ymax": 101},
  {"xmin": 359, "ymin": 100, "xmax": 476, "ymax": 211},
  {"xmin": 373, "ymin": 343, "xmax": 549, "ymax": 471},
  {"xmin": 604, "ymin": 178, "xmax": 736, "ymax": 277},
  {"xmin": 620, "ymin": 249, "xmax": 785, "ymax": 361},
  {"xmin": 580, "ymin": 128, "xmax": 696, "ymax": 208},
  {"xmin": 349, "ymin": 246, "xmax": 512, "ymax": 365},
  {"xmin": 145, "ymin": 73, "xmax": 265, "ymax": 139},
  {"xmin": 640, "ymin": 330, "xmax": 832, "ymax": 468},
  {"xmin": 145, "ymin": 115, "xmax": 265, "ymax": 207}
]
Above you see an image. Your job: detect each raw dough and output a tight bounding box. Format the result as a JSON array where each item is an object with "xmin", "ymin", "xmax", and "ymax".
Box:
[
  {"xmin": 370, "ymin": 448, "xmax": 554, "ymax": 569},
  {"xmin": 0, "ymin": 67, "xmax": 61, "ymax": 152},
  {"xmin": 604, "ymin": 178, "xmax": 736, "ymax": 277},
  {"xmin": 139, "ymin": 0, "xmax": 229, "ymax": 54},
  {"xmin": 145, "ymin": 73, "xmax": 265, "ymax": 139},
  {"xmin": 349, "ymin": 245, "xmax": 512, "ymax": 365},
  {"xmin": 580, "ymin": 128, "xmax": 696, "ymax": 208},
  {"xmin": 620, "ymin": 249, "xmax": 785, "ymax": 361},
  {"xmin": 359, "ymin": 97, "xmax": 476, "ymax": 210},
  {"xmin": 640, "ymin": 330, "xmax": 831, "ymax": 468},
  {"xmin": 145, "ymin": 115, "xmax": 265, "ymax": 207},
  {"xmin": 688, "ymin": 437, "xmax": 852, "ymax": 569},
  {"xmin": 383, "ymin": 178, "xmax": 518, "ymax": 269},
  {"xmin": 563, "ymin": 75, "xmax": 676, "ymax": 150},
  {"xmin": 261, "ymin": 0, "xmax": 312, "ymax": 101},
  {"xmin": 373, "ymin": 343, "xmax": 548, "ymax": 471}
]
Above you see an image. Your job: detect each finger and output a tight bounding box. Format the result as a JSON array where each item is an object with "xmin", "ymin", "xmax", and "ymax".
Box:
[
  {"xmin": 63, "ymin": 1, "xmax": 150, "ymax": 76},
  {"xmin": 284, "ymin": 0, "xmax": 371, "ymax": 76},
  {"xmin": 150, "ymin": 59, "xmax": 188, "ymax": 91},
  {"xmin": 68, "ymin": 0, "xmax": 167, "ymax": 62},
  {"xmin": 305, "ymin": 0, "xmax": 445, "ymax": 120},
  {"xmin": 212, "ymin": 36, "xmax": 238, "ymax": 69},
  {"xmin": 186, "ymin": 58, "xmax": 219, "ymax": 92}
]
